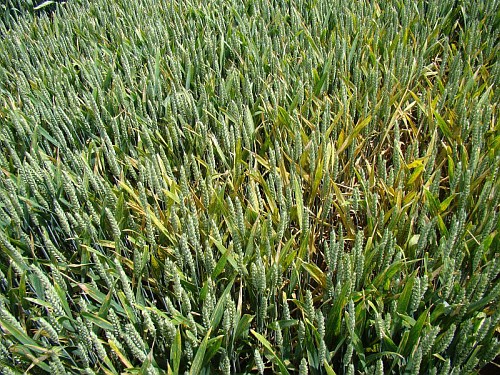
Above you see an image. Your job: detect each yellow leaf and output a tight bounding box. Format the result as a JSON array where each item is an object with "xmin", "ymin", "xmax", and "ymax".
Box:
[
  {"xmin": 406, "ymin": 158, "xmax": 426, "ymax": 169},
  {"xmin": 109, "ymin": 340, "xmax": 133, "ymax": 369},
  {"xmin": 407, "ymin": 165, "xmax": 423, "ymax": 185}
]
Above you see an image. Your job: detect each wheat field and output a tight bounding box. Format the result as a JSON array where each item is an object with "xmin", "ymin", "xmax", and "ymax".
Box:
[{"xmin": 0, "ymin": 0, "xmax": 499, "ymax": 374}]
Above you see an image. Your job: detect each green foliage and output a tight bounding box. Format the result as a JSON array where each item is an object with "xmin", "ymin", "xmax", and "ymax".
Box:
[
  {"xmin": 0, "ymin": 0, "xmax": 499, "ymax": 374},
  {"xmin": 1, "ymin": 1, "xmax": 63, "ymax": 30}
]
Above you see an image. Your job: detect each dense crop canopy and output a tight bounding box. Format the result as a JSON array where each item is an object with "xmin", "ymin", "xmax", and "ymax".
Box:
[{"xmin": 0, "ymin": 0, "xmax": 499, "ymax": 374}]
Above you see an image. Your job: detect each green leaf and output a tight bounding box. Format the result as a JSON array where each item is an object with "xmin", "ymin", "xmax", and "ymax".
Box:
[
  {"xmin": 210, "ymin": 236, "xmax": 238, "ymax": 272},
  {"xmin": 325, "ymin": 282, "xmax": 350, "ymax": 341},
  {"xmin": 430, "ymin": 303, "xmax": 452, "ymax": 323},
  {"xmin": 275, "ymin": 319, "xmax": 299, "ymax": 329},
  {"xmin": 382, "ymin": 334, "xmax": 399, "ymax": 353},
  {"xmin": 210, "ymin": 278, "xmax": 235, "ymax": 330},
  {"xmin": 116, "ymin": 291, "xmax": 137, "ymax": 324},
  {"xmin": 190, "ymin": 328, "xmax": 212, "ymax": 375},
  {"xmin": 139, "ymin": 349, "xmax": 154, "ymax": 375},
  {"xmin": 439, "ymin": 194, "xmax": 455, "ymax": 213},
  {"xmin": 0, "ymin": 316, "xmax": 41, "ymax": 349},
  {"xmin": 244, "ymin": 105, "xmax": 255, "ymax": 137},
  {"xmin": 53, "ymin": 282, "xmax": 73, "ymax": 318},
  {"xmin": 209, "ymin": 134, "xmax": 229, "ymax": 169},
  {"xmin": 373, "ymin": 260, "xmax": 404, "ymax": 289},
  {"xmin": 36, "ymin": 124, "xmax": 59, "ymax": 148},
  {"xmin": 23, "ymin": 297, "xmax": 53, "ymax": 309},
  {"xmin": 323, "ymin": 360, "xmax": 337, "ymax": 375},
  {"xmin": 76, "ymin": 282, "xmax": 125, "ymax": 315},
  {"xmin": 185, "ymin": 64, "xmax": 193, "ymax": 90},
  {"xmin": 365, "ymin": 351, "xmax": 405, "ymax": 364},
  {"xmin": 211, "ymin": 244, "xmax": 230, "ymax": 278},
  {"xmin": 424, "ymin": 189, "xmax": 440, "ymax": 216},
  {"xmin": 235, "ymin": 314, "xmax": 253, "ymax": 341},
  {"xmin": 313, "ymin": 53, "xmax": 333, "ymax": 96},
  {"xmin": 397, "ymin": 270, "xmax": 416, "ymax": 315},
  {"xmin": 171, "ymin": 328, "xmax": 182, "ymax": 375},
  {"xmin": 467, "ymin": 284, "xmax": 500, "ymax": 314},
  {"xmin": 294, "ymin": 177, "xmax": 304, "ymax": 230},
  {"xmin": 434, "ymin": 111, "xmax": 453, "ymax": 141},
  {"xmin": 98, "ymin": 287, "xmax": 114, "ymax": 318},
  {"xmin": 204, "ymin": 335, "xmax": 224, "ymax": 366},
  {"xmin": 251, "ymin": 330, "xmax": 290, "ymax": 375},
  {"xmin": 402, "ymin": 309, "xmax": 428, "ymax": 357},
  {"xmin": 81, "ymin": 312, "xmax": 114, "ymax": 332}
]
